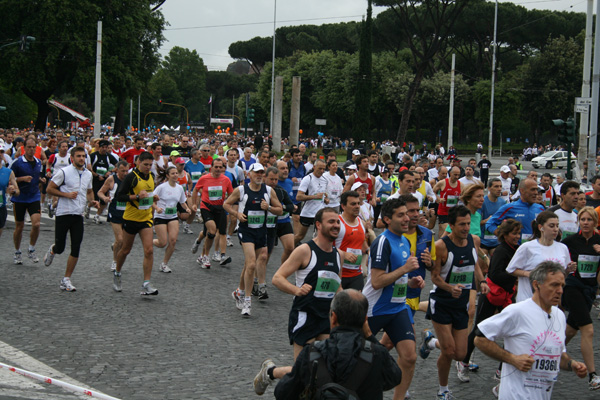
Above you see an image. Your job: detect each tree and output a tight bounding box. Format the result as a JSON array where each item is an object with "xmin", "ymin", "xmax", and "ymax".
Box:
[
  {"xmin": 352, "ymin": 0, "xmax": 373, "ymax": 141},
  {"xmin": 373, "ymin": 0, "xmax": 473, "ymax": 145}
]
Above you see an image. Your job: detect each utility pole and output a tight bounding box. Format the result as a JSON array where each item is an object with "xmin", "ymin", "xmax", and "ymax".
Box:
[
  {"xmin": 588, "ymin": 0, "xmax": 600, "ymax": 182},
  {"xmin": 579, "ymin": 0, "xmax": 593, "ymax": 172},
  {"xmin": 488, "ymin": 0, "xmax": 498, "ymax": 158},
  {"xmin": 93, "ymin": 21, "xmax": 102, "ymax": 137},
  {"xmin": 448, "ymin": 54, "xmax": 456, "ymax": 150}
]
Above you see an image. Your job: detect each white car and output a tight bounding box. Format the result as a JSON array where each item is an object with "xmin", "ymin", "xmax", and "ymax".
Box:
[{"xmin": 531, "ymin": 151, "xmax": 577, "ymax": 169}]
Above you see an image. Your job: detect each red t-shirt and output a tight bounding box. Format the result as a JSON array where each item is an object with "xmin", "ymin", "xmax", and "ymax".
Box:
[
  {"xmin": 200, "ymin": 157, "xmax": 213, "ymax": 172},
  {"xmin": 121, "ymin": 148, "xmax": 146, "ymax": 166},
  {"xmin": 195, "ymin": 174, "xmax": 233, "ymax": 210}
]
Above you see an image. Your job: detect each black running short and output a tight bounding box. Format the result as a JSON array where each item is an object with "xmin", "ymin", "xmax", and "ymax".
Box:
[
  {"xmin": 0, "ymin": 206, "xmax": 6, "ymax": 229},
  {"xmin": 563, "ymin": 285, "xmax": 594, "ymax": 329},
  {"xmin": 200, "ymin": 205, "xmax": 227, "ymax": 235},
  {"xmin": 122, "ymin": 219, "xmax": 153, "ymax": 235},
  {"xmin": 300, "ymin": 216, "xmax": 315, "ymax": 227},
  {"xmin": 288, "ymin": 309, "xmax": 330, "ymax": 346},
  {"xmin": 426, "ymin": 293, "xmax": 469, "ymax": 330},
  {"xmin": 277, "ymin": 222, "xmax": 294, "ymax": 237},
  {"xmin": 13, "ymin": 201, "xmax": 41, "ymax": 222},
  {"xmin": 154, "ymin": 217, "xmax": 178, "ymax": 226}
]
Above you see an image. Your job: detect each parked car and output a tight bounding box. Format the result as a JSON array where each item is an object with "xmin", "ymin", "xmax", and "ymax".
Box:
[{"xmin": 531, "ymin": 151, "xmax": 577, "ymax": 169}]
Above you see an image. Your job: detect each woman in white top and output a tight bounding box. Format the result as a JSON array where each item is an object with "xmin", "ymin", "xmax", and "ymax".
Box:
[
  {"xmin": 324, "ymin": 160, "xmax": 343, "ymax": 211},
  {"xmin": 153, "ymin": 166, "xmax": 191, "ymax": 273},
  {"xmin": 506, "ymin": 210, "xmax": 576, "ymax": 303}
]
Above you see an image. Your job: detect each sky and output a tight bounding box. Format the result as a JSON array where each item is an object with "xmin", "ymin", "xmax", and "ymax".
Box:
[{"xmin": 158, "ymin": 0, "xmax": 590, "ymax": 71}]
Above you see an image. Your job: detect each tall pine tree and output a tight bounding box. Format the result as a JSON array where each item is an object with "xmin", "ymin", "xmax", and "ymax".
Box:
[{"xmin": 352, "ymin": 0, "xmax": 373, "ymax": 141}]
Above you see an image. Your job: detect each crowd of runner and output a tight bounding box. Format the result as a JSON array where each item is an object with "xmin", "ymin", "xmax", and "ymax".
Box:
[{"xmin": 0, "ymin": 127, "xmax": 599, "ymax": 400}]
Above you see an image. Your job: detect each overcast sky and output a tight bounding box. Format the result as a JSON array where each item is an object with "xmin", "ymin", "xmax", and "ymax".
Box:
[{"xmin": 158, "ymin": 0, "xmax": 590, "ymax": 71}]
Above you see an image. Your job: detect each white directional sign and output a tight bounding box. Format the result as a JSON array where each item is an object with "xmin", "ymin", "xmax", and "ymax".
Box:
[
  {"xmin": 575, "ymin": 97, "xmax": 592, "ymax": 105},
  {"xmin": 315, "ymin": 119, "xmax": 327, "ymax": 126},
  {"xmin": 210, "ymin": 118, "xmax": 234, "ymax": 124},
  {"xmin": 576, "ymin": 105, "xmax": 589, "ymax": 114}
]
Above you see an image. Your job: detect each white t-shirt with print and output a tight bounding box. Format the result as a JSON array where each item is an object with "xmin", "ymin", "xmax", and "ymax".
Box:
[
  {"xmin": 298, "ymin": 173, "xmax": 328, "ymax": 218},
  {"xmin": 154, "ymin": 182, "xmax": 187, "ymax": 220}
]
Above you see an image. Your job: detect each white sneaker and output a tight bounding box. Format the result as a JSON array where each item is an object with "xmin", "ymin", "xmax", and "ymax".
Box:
[
  {"xmin": 191, "ymin": 240, "xmax": 200, "ymax": 254},
  {"xmin": 456, "ymin": 361, "xmax": 470, "ymax": 382},
  {"xmin": 182, "ymin": 223, "xmax": 193, "ymax": 234},
  {"xmin": 93, "ymin": 215, "xmax": 102, "ymax": 224},
  {"xmin": 43, "ymin": 245, "xmax": 54, "ymax": 267},
  {"xmin": 590, "ymin": 375, "xmax": 600, "ymax": 390},
  {"xmin": 226, "ymin": 238, "xmax": 233, "ymax": 247},
  {"xmin": 60, "ymin": 277, "xmax": 76, "ymax": 292},
  {"xmin": 110, "ymin": 261, "xmax": 117, "ymax": 271},
  {"xmin": 492, "ymin": 384, "xmax": 499, "ymax": 398},
  {"xmin": 212, "ymin": 253, "xmax": 221, "ymax": 262},
  {"xmin": 241, "ymin": 299, "xmax": 251, "ymax": 316},
  {"xmin": 160, "ymin": 262, "xmax": 172, "ymax": 273},
  {"xmin": 198, "ymin": 255, "xmax": 210, "ymax": 269}
]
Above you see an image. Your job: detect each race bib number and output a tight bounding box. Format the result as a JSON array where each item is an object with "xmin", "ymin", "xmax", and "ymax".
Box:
[
  {"xmin": 391, "ymin": 275, "xmax": 408, "ymax": 303},
  {"xmin": 330, "ymin": 189, "xmax": 340, "ymax": 198},
  {"xmin": 521, "ymin": 234, "xmax": 533, "ymax": 243},
  {"xmin": 96, "ymin": 167, "xmax": 107, "ymax": 177},
  {"xmin": 0, "ymin": 189, "xmax": 4, "ymax": 204},
  {"xmin": 578, "ymin": 254, "xmax": 600, "ymax": 278},
  {"xmin": 138, "ymin": 192, "xmax": 154, "ymax": 210},
  {"xmin": 191, "ymin": 172, "xmax": 202, "ymax": 183},
  {"xmin": 266, "ymin": 212, "xmax": 277, "ymax": 228},
  {"xmin": 108, "ymin": 165, "xmax": 115, "ymax": 172},
  {"xmin": 448, "ymin": 264, "xmax": 474, "ymax": 289},
  {"xmin": 446, "ymin": 195, "xmax": 458, "ymax": 207},
  {"xmin": 292, "ymin": 181, "xmax": 300, "ymax": 191},
  {"xmin": 116, "ymin": 201, "xmax": 127, "ymax": 211},
  {"xmin": 483, "ymin": 231, "xmax": 497, "ymax": 241},
  {"xmin": 247, "ymin": 210, "xmax": 266, "ymax": 229},
  {"xmin": 381, "ymin": 194, "xmax": 389, "ymax": 203},
  {"xmin": 343, "ymin": 248, "xmax": 362, "ymax": 270},
  {"xmin": 314, "ymin": 270, "xmax": 341, "ymax": 299},
  {"xmin": 561, "ymin": 230, "xmax": 576, "ymax": 241},
  {"xmin": 165, "ymin": 207, "xmax": 177, "ymax": 216},
  {"xmin": 208, "ymin": 186, "xmax": 223, "ymax": 201},
  {"xmin": 544, "ymin": 199, "xmax": 551, "ymax": 208},
  {"xmin": 525, "ymin": 352, "xmax": 560, "ymax": 391}
]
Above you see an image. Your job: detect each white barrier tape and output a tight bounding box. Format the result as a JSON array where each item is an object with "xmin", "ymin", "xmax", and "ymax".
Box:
[{"xmin": 0, "ymin": 362, "xmax": 121, "ymax": 400}]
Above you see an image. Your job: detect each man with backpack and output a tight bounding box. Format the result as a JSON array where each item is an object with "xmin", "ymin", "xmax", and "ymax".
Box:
[{"xmin": 254, "ymin": 289, "xmax": 402, "ymax": 399}]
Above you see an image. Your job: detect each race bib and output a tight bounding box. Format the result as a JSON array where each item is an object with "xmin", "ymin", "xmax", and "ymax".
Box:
[
  {"xmin": 578, "ymin": 254, "xmax": 600, "ymax": 278},
  {"xmin": 266, "ymin": 212, "xmax": 277, "ymax": 228},
  {"xmin": 446, "ymin": 195, "xmax": 458, "ymax": 207},
  {"xmin": 525, "ymin": 347, "xmax": 561, "ymax": 391},
  {"xmin": 247, "ymin": 210, "xmax": 266, "ymax": 229},
  {"xmin": 278, "ymin": 211, "xmax": 289, "ymax": 221},
  {"xmin": 330, "ymin": 189, "xmax": 340, "ymax": 198},
  {"xmin": 483, "ymin": 231, "xmax": 497, "ymax": 241},
  {"xmin": 0, "ymin": 189, "xmax": 4, "ymax": 204},
  {"xmin": 191, "ymin": 172, "xmax": 202, "ymax": 183},
  {"xmin": 343, "ymin": 248, "xmax": 362, "ymax": 270},
  {"xmin": 544, "ymin": 199, "xmax": 551, "ymax": 208},
  {"xmin": 96, "ymin": 167, "xmax": 107, "ymax": 177},
  {"xmin": 561, "ymin": 230, "xmax": 576, "ymax": 241},
  {"xmin": 391, "ymin": 275, "xmax": 408, "ymax": 303},
  {"xmin": 108, "ymin": 165, "xmax": 115, "ymax": 172},
  {"xmin": 521, "ymin": 234, "xmax": 533, "ymax": 243},
  {"xmin": 208, "ymin": 186, "xmax": 223, "ymax": 201},
  {"xmin": 116, "ymin": 201, "xmax": 127, "ymax": 211},
  {"xmin": 138, "ymin": 192, "xmax": 154, "ymax": 210},
  {"xmin": 292, "ymin": 181, "xmax": 300, "ymax": 191},
  {"xmin": 381, "ymin": 194, "xmax": 390, "ymax": 203},
  {"xmin": 314, "ymin": 270, "xmax": 341, "ymax": 299},
  {"xmin": 448, "ymin": 264, "xmax": 474, "ymax": 289},
  {"xmin": 165, "ymin": 207, "xmax": 177, "ymax": 216}
]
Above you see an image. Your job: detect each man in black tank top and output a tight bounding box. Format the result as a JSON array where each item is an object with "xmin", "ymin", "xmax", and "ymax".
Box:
[
  {"xmin": 271, "ymin": 207, "xmax": 342, "ymax": 361},
  {"xmin": 225, "ymin": 163, "xmax": 283, "ymax": 317},
  {"xmin": 425, "ymin": 206, "xmax": 488, "ymax": 400}
]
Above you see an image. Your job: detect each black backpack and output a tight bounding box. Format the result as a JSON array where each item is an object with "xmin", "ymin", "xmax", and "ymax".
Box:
[{"xmin": 301, "ymin": 339, "xmax": 373, "ymax": 400}]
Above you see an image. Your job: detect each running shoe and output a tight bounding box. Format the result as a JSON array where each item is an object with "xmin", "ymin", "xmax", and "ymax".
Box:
[
  {"xmin": 232, "ymin": 290, "xmax": 243, "ymax": 310},
  {"xmin": 44, "ymin": 245, "xmax": 55, "ymax": 266},
  {"xmin": 219, "ymin": 255, "xmax": 232, "ymax": 266},
  {"xmin": 28, "ymin": 249, "xmax": 39, "ymax": 263},
  {"xmin": 258, "ymin": 286, "xmax": 269, "ymax": 300},
  {"xmin": 456, "ymin": 361, "xmax": 470, "ymax": 382},
  {"xmin": 252, "ymin": 280, "xmax": 259, "ymax": 296},
  {"xmin": 241, "ymin": 299, "xmax": 251, "ymax": 316},
  {"xmin": 253, "ymin": 359, "xmax": 275, "ymax": 395},
  {"xmin": 140, "ymin": 281, "xmax": 158, "ymax": 296},
  {"xmin": 160, "ymin": 262, "xmax": 172, "ymax": 273},
  {"xmin": 590, "ymin": 375, "xmax": 600, "ymax": 390},
  {"xmin": 93, "ymin": 215, "xmax": 102, "ymax": 224},
  {"xmin": 226, "ymin": 237, "xmax": 233, "ymax": 247},
  {"xmin": 110, "ymin": 261, "xmax": 117, "ymax": 271},
  {"xmin": 405, "ymin": 390, "xmax": 411, "ymax": 399},
  {"xmin": 191, "ymin": 240, "xmax": 200, "ymax": 254},
  {"xmin": 84, "ymin": 205, "xmax": 90, "ymax": 219},
  {"xmin": 494, "ymin": 369, "xmax": 502, "ymax": 381},
  {"xmin": 48, "ymin": 204, "xmax": 54, "ymax": 218},
  {"xmin": 14, "ymin": 251, "xmax": 22, "ymax": 265},
  {"xmin": 492, "ymin": 384, "xmax": 499, "ymax": 398},
  {"xmin": 437, "ymin": 390, "xmax": 453, "ymax": 400},
  {"xmin": 200, "ymin": 255, "xmax": 211, "ymax": 269},
  {"xmin": 212, "ymin": 253, "xmax": 222, "ymax": 262},
  {"xmin": 113, "ymin": 271, "xmax": 122, "ymax": 292},
  {"xmin": 419, "ymin": 329, "xmax": 435, "ymax": 359},
  {"xmin": 60, "ymin": 277, "xmax": 76, "ymax": 292},
  {"xmin": 182, "ymin": 223, "xmax": 193, "ymax": 234},
  {"xmin": 468, "ymin": 361, "xmax": 479, "ymax": 372}
]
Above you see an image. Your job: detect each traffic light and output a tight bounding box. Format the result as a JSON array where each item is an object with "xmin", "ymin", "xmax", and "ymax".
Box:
[
  {"xmin": 158, "ymin": 99, "xmax": 162, "ymax": 106},
  {"xmin": 19, "ymin": 35, "xmax": 34, "ymax": 52},
  {"xmin": 565, "ymin": 117, "xmax": 577, "ymax": 143},
  {"xmin": 247, "ymin": 108, "xmax": 255, "ymax": 123},
  {"xmin": 553, "ymin": 119, "xmax": 568, "ymax": 143}
]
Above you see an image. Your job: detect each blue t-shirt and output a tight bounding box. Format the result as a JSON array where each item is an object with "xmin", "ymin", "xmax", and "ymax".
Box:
[
  {"xmin": 479, "ymin": 196, "xmax": 506, "ymax": 247},
  {"xmin": 184, "ymin": 160, "xmax": 205, "ymax": 186},
  {"xmin": 0, "ymin": 167, "xmax": 11, "ymax": 207},
  {"xmin": 11, "ymin": 156, "xmax": 42, "ymax": 203},
  {"xmin": 363, "ymin": 230, "xmax": 412, "ymax": 318},
  {"xmin": 277, "ymin": 178, "xmax": 294, "ymax": 224}
]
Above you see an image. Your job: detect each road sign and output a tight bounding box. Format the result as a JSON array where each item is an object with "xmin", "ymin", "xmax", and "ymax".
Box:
[
  {"xmin": 315, "ymin": 119, "xmax": 326, "ymax": 126},
  {"xmin": 575, "ymin": 97, "xmax": 593, "ymax": 106},
  {"xmin": 576, "ymin": 105, "xmax": 589, "ymax": 114},
  {"xmin": 210, "ymin": 118, "xmax": 233, "ymax": 124}
]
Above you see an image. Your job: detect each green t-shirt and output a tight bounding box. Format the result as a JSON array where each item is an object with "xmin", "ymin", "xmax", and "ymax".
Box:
[{"xmin": 445, "ymin": 211, "xmax": 482, "ymax": 237}]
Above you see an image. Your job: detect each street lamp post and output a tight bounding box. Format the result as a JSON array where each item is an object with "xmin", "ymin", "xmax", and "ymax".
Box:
[
  {"xmin": 269, "ymin": 0, "xmax": 277, "ymax": 135},
  {"xmin": 488, "ymin": 0, "xmax": 498, "ymax": 159}
]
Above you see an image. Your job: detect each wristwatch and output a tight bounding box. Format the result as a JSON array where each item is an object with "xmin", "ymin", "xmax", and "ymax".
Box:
[{"xmin": 136, "ymin": 194, "xmax": 140, "ymax": 201}]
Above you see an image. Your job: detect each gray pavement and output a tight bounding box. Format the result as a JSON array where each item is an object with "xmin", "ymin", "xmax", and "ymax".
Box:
[{"xmin": 0, "ymin": 155, "xmax": 594, "ymax": 400}]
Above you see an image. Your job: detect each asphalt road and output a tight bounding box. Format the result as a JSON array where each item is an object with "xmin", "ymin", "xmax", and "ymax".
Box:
[{"xmin": 0, "ymin": 154, "xmax": 594, "ymax": 400}]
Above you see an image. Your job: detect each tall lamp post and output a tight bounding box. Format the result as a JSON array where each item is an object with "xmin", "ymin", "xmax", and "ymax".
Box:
[
  {"xmin": 269, "ymin": 0, "xmax": 277, "ymax": 135},
  {"xmin": 488, "ymin": 0, "xmax": 498, "ymax": 159}
]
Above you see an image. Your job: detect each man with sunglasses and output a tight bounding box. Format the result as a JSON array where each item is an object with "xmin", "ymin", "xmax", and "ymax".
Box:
[{"xmin": 199, "ymin": 144, "xmax": 214, "ymax": 172}]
